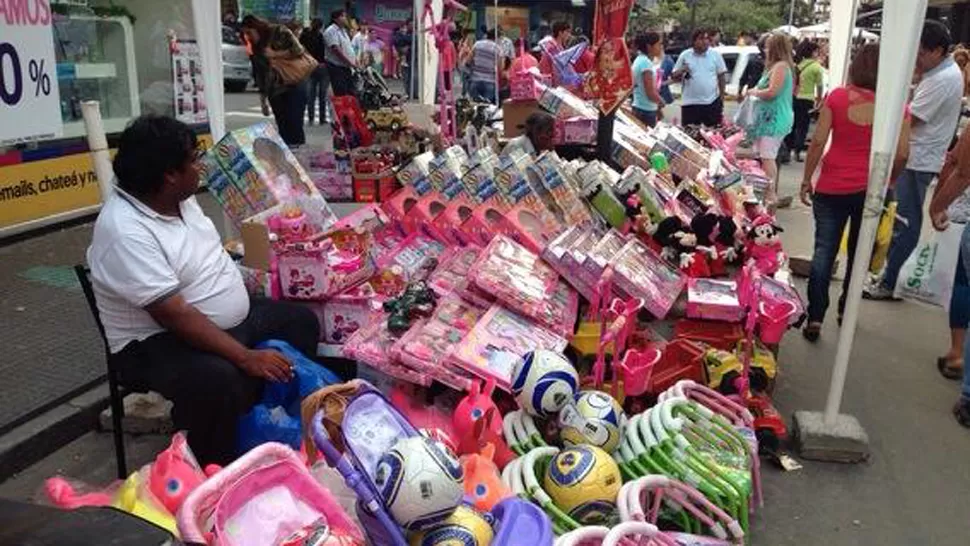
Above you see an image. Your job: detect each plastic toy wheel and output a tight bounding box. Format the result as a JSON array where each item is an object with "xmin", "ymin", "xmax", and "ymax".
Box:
[
  {"xmin": 717, "ymin": 371, "xmax": 741, "ymax": 395},
  {"xmin": 749, "ymin": 368, "xmax": 770, "ymax": 393},
  {"xmin": 755, "ymin": 428, "xmax": 780, "ymax": 455}
]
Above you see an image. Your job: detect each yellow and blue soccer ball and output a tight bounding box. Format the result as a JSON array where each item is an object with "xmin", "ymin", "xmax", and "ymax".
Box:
[
  {"xmin": 543, "ymin": 445, "xmax": 622, "ymax": 525},
  {"xmin": 375, "ymin": 436, "xmax": 465, "ymax": 531},
  {"xmin": 408, "ymin": 505, "xmax": 494, "ymax": 546},
  {"xmin": 510, "ymin": 350, "xmax": 579, "ymax": 417},
  {"xmin": 558, "ymin": 390, "xmax": 625, "ymax": 453}
]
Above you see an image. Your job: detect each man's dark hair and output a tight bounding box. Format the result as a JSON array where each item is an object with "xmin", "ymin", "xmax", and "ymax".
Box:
[
  {"xmin": 921, "ymin": 20, "xmax": 952, "ymax": 53},
  {"xmin": 241, "ymin": 14, "xmax": 272, "ymax": 34},
  {"xmin": 523, "ymin": 111, "xmax": 555, "ymax": 138},
  {"xmin": 113, "ymin": 115, "xmax": 197, "ymax": 197},
  {"xmin": 553, "ymin": 21, "xmax": 571, "ymax": 38},
  {"xmin": 635, "ymin": 32, "xmax": 661, "ymax": 54},
  {"xmin": 486, "ymin": 28, "xmax": 497, "ymax": 40},
  {"xmin": 331, "ymin": 9, "xmax": 345, "ymax": 23},
  {"xmin": 691, "ymin": 28, "xmax": 708, "ymax": 44},
  {"xmin": 795, "ymin": 40, "xmax": 819, "ymax": 62},
  {"xmin": 310, "ymin": 17, "xmax": 323, "ymax": 31}
]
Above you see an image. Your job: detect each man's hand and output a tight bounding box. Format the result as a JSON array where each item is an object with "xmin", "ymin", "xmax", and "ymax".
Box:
[
  {"xmin": 931, "ymin": 210, "xmax": 950, "ymax": 231},
  {"xmin": 237, "ymin": 349, "xmax": 293, "ymax": 382},
  {"xmin": 800, "ymin": 180, "xmax": 813, "ymax": 207}
]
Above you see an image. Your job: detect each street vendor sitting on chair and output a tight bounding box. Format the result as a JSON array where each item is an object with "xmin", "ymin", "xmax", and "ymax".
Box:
[{"xmin": 87, "ymin": 115, "xmax": 320, "ymax": 465}]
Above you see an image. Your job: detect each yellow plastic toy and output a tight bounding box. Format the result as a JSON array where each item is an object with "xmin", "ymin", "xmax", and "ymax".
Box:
[{"xmin": 113, "ymin": 473, "xmax": 179, "ymax": 536}]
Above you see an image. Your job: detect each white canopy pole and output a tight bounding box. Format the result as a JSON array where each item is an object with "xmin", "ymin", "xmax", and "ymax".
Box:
[
  {"xmin": 827, "ymin": 0, "xmax": 859, "ymax": 88},
  {"xmin": 495, "ymin": 0, "xmax": 500, "ymax": 107},
  {"xmin": 823, "ymin": 0, "xmax": 927, "ymax": 425},
  {"xmin": 417, "ymin": 0, "xmax": 443, "ymax": 106},
  {"xmin": 81, "ymin": 101, "xmax": 114, "ymax": 201},
  {"xmin": 191, "ymin": 0, "xmax": 226, "ymax": 140}
]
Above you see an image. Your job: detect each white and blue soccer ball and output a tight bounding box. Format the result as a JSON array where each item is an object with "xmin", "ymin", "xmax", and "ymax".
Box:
[
  {"xmin": 510, "ymin": 350, "xmax": 579, "ymax": 418},
  {"xmin": 374, "ymin": 435, "xmax": 464, "ymax": 531},
  {"xmin": 559, "ymin": 390, "xmax": 625, "ymax": 453}
]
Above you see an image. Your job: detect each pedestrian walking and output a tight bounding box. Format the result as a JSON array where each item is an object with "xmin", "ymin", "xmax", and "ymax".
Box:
[
  {"xmin": 786, "ymin": 40, "xmax": 825, "ymax": 162},
  {"xmin": 468, "ymin": 29, "xmax": 501, "ymax": 104},
  {"xmin": 672, "ymin": 28, "xmax": 728, "ymax": 127},
  {"xmin": 299, "ymin": 18, "xmax": 330, "ymax": 125},
  {"xmin": 242, "ymin": 15, "xmax": 313, "ymax": 146},
  {"xmin": 866, "ymin": 20, "xmax": 965, "ymax": 300},
  {"xmin": 744, "ymin": 33, "xmax": 795, "ymax": 206},
  {"xmin": 323, "ymin": 9, "xmax": 358, "ymax": 97},
  {"xmin": 799, "ymin": 44, "xmax": 912, "ymax": 342},
  {"xmin": 631, "ymin": 32, "xmax": 666, "ymax": 128}
]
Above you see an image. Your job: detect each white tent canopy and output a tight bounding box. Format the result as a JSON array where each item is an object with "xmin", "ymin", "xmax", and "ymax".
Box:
[
  {"xmin": 773, "ymin": 25, "xmax": 800, "ymax": 36},
  {"xmin": 798, "ymin": 22, "xmax": 879, "ymax": 42}
]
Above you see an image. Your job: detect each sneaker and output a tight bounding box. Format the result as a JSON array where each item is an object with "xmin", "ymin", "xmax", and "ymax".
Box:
[{"xmin": 862, "ymin": 283, "xmax": 901, "ymax": 301}]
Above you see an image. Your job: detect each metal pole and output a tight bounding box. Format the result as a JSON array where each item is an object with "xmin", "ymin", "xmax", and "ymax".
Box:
[
  {"xmin": 494, "ymin": 0, "xmax": 500, "ymax": 107},
  {"xmin": 788, "ymin": 0, "xmax": 796, "ymax": 26},
  {"xmin": 822, "ymin": 0, "xmax": 927, "ymax": 425}
]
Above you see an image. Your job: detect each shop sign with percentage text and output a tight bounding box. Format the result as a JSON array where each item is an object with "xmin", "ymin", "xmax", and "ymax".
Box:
[{"xmin": 0, "ymin": 1, "xmax": 63, "ymax": 145}]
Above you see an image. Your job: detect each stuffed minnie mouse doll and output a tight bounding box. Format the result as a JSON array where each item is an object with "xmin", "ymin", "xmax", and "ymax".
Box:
[
  {"xmin": 689, "ymin": 213, "xmax": 724, "ymax": 276},
  {"xmin": 655, "ymin": 217, "xmax": 711, "ymax": 277},
  {"xmin": 745, "ymin": 215, "xmax": 786, "ymax": 275},
  {"xmin": 625, "ymin": 193, "xmax": 663, "ymax": 253}
]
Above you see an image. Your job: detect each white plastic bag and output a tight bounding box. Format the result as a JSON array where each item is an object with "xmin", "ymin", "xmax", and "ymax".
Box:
[
  {"xmin": 733, "ymin": 96, "xmax": 758, "ymax": 129},
  {"xmin": 893, "ymin": 217, "xmax": 963, "ymax": 310}
]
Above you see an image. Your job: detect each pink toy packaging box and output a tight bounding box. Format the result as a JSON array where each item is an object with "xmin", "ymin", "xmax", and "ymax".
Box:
[
  {"xmin": 459, "ymin": 158, "xmax": 511, "ymax": 246},
  {"xmin": 470, "ymin": 235, "xmax": 578, "ymax": 337},
  {"xmin": 428, "ymin": 245, "xmax": 481, "ymax": 297},
  {"xmin": 342, "ymin": 319, "xmax": 432, "ymax": 387},
  {"xmin": 541, "ymin": 226, "xmax": 597, "ymax": 302},
  {"xmin": 450, "ymin": 304, "xmax": 568, "ymax": 391},
  {"xmin": 611, "ymin": 237, "xmax": 687, "ymax": 319},
  {"xmin": 583, "ymin": 229, "xmax": 628, "ymax": 290},
  {"xmin": 427, "ymin": 146, "xmax": 476, "ymax": 245},
  {"xmin": 686, "ymin": 278, "xmax": 743, "ymax": 323},
  {"xmin": 494, "ymin": 151, "xmax": 563, "ymax": 253},
  {"xmin": 383, "ymin": 151, "xmax": 447, "ymax": 240},
  {"xmin": 321, "ymin": 268, "xmax": 409, "ymax": 344},
  {"xmin": 276, "ymin": 229, "xmax": 375, "ymax": 301}
]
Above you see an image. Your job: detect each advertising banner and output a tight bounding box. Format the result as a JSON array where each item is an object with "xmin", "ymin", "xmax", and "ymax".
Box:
[
  {"xmin": 0, "ymin": 1, "xmax": 64, "ymax": 145},
  {"xmin": 171, "ymin": 40, "xmax": 209, "ymax": 125},
  {"xmin": 587, "ymin": 0, "xmax": 635, "ymax": 115}
]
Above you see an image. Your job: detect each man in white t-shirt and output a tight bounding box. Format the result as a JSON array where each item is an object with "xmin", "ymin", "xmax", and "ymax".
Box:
[
  {"xmin": 867, "ymin": 20, "xmax": 965, "ymax": 300},
  {"xmin": 323, "ymin": 9, "xmax": 358, "ymax": 96},
  {"xmin": 87, "ymin": 116, "xmax": 320, "ymax": 465}
]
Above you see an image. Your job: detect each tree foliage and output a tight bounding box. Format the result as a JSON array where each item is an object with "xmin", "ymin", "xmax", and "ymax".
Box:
[{"xmin": 631, "ymin": 0, "xmax": 787, "ymax": 38}]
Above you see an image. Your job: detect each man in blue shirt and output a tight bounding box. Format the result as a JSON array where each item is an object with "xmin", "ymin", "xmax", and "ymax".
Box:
[{"xmin": 672, "ymin": 29, "xmax": 728, "ymax": 127}]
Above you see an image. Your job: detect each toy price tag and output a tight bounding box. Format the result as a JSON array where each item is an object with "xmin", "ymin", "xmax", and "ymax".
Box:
[{"xmin": 0, "ymin": 7, "xmax": 63, "ymax": 144}]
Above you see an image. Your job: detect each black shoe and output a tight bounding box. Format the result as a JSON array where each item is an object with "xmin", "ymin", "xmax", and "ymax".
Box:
[
  {"xmin": 802, "ymin": 323, "xmax": 821, "ymax": 342},
  {"xmin": 953, "ymin": 399, "xmax": 970, "ymax": 427},
  {"xmin": 937, "ymin": 357, "xmax": 963, "ymax": 380}
]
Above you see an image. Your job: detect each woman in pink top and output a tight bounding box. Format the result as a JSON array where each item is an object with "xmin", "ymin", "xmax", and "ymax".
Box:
[{"xmin": 799, "ymin": 44, "xmax": 911, "ymax": 341}]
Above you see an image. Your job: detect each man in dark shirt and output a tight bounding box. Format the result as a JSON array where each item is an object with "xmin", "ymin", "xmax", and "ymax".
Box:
[{"xmin": 300, "ymin": 18, "xmax": 330, "ymax": 124}]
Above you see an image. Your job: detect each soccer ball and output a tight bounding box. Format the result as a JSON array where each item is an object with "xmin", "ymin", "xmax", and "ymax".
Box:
[
  {"xmin": 408, "ymin": 505, "xmax": 494, "ymax": 546},
  {"xmin": 374, "ymin": 436, "xmax": 465, "ymax": 531},
  {"xmin": 510, "ymin": 350, "xmax": 579, "ymax": 417},
  {"xmin": 559, "ymin": 390, "xmax": 625, "ymax": 453},
  {"xmin": 543, "ymin": 445, "xmax": 622, "ymax": 525}
]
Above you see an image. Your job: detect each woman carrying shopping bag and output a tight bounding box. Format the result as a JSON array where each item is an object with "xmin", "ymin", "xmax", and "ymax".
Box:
[
  {"xmin": 929, "ymin": 124, "xmax": 970, "ymax": 423},
  {"xmin": 243, "ymin": 16, "xmax": 317, "ymax": 146},
  {"xmin": 744, "ymin": 33, "xmax": 795, "ymax": 207},
  {"xmin": 799, "ymin": 44, "xmax": 912, "ymax": 342}
]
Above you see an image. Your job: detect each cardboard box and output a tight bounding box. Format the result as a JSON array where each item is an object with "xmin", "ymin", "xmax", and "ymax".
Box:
[{"xmin": 502, "ymin": 99, "xmax": 540, "ymax": 139}]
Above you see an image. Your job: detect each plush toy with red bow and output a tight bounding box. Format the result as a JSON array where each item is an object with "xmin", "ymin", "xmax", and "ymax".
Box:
[
  {"xmin": 655, "ymin": 217, "xmax": 712, "ymax": 278},
  {"xmin": 745, "ymin": 215, "xmax": 786, "ymax": 275}
]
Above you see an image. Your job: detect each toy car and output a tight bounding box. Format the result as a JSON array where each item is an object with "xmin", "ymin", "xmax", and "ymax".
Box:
[{"xmin": 366, "ymin": 106, "xmax": 408, "ymax": 133}]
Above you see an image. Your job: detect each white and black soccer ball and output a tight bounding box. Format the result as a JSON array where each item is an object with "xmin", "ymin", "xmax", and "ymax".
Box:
[
  {"xmin": 374, "ymin": 435, "xmax": 464, "ymax": 531},
  {"xmin": 510, "ymin": 350, "xmax": 579, "ymax": 418}
]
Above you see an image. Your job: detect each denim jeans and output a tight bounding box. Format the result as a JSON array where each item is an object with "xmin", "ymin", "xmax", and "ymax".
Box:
[
  {"xmin": 470, "ymin": 80, "xmax": 497, "ymax": 104},
  {"xmin": 306, "ymin": 65, "xmax": 330, "ymax": 124},
  {"xmin": 269, "ymin": 80, "xmax": 308, "ymax": 146},
  {"xmin": 955, "ymin": 224, "xmax": 970, "ymax": 400},
  {"xmin": 633, "ymin": 107, "xmax": 658, "ymax": 128},
  {"xmin": 881, "ymin": 169, "xmax": 937, "ymax": 290},
  {"xmin": 808, "ymin": 191, "xmax": 866, "ymax": 323},
  {"xmin": 951, "ymin": 238, "xmax": 970, "ymax": 329}
]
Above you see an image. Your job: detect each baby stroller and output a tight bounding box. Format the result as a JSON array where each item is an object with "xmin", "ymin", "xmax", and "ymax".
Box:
[
  {"xmin": 305, "ymin": 381, "xmax": 416, "ymax": 546},
  {"xmin": 355, "ymin": 66, "xmax": 399, "ymax": 111}
]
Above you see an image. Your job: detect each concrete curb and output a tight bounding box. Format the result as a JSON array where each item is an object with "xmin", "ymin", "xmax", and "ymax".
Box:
[{"xmin": 0, "ymin": 383, "xmax": 109, "ymax": 482}]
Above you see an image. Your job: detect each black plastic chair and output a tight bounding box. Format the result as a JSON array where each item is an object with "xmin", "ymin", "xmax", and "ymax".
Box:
[{"xmin": 74, "ymin": 264, "xmax": 128, "ymax": 479}]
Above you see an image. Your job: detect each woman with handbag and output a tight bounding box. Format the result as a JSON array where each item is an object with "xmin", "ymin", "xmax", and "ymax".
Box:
[
  {"xmin": 743, "ymin": 33, "xmax": 795, "ymax": 207},
  {"xmin": 798, "ymin": 44, "xmax": 911, "ymax": 342},
  {"xmin": 242, "ymin": 15, "xmax": 317, "ymax": 146}
]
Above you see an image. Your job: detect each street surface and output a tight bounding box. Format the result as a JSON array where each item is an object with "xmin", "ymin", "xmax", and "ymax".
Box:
[{"xmin": 1, "ymin": 90, "xmax": 969, "ymax": 545}]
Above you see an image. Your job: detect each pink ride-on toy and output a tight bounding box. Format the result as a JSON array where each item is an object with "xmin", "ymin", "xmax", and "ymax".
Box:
[{"xmin": 177, "ymin": 442, "xmax": 365, "ymax": 546}]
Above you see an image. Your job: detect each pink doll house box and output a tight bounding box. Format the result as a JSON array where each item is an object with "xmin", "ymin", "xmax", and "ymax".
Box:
[
  {"xmin": 211, "ymin": 121, "xmax": 337, "ymax": 231},
  {"xmin": 277, "ymin": 228, "xmax": 376, "ymax": 301},
  {"xmin": 384, "ymin": 151, "xmax": 447, "ymax": 241},
  {"xmin": 686, "ymin": 278, "xmax": 743, "ymax": 323},
  {"xmin": 611, "ymin": 237, "xmax": 687, "ymax": 319},
  {"xmin": 451, "ymin": 304, "xmax": 568, "ymax": 391}
]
